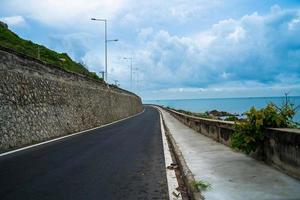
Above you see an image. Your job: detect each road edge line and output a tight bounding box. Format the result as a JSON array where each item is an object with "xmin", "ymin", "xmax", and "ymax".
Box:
[
  {"xmin": 0, "ymin": 109, "xmax": 145, "ymax": 157},
  {"xmin": 152, "ymin": 106, "xmax": 182, "ymax": 200},
  {"xmin": 154, "ymin": 106, "xmax": 204, "ymax": 200}
]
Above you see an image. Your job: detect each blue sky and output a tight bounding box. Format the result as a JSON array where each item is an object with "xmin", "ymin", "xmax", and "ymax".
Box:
[{"xmin": 1, "ymin": 0, "xmax": 300, "ymax": 100}]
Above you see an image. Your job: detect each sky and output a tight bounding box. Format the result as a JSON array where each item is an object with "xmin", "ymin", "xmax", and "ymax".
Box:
[{"xmin": 0, "ymin": 0, "xmax": 300, "ymax": 100}]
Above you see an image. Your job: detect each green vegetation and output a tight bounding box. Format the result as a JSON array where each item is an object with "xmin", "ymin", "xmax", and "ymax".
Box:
[
  {"xmin": 224, "ymin": 115, "xmax": 239, "ymax": 121},
  {"xmin": 192, "ymin": 180, "xmax": 212, "ymax": 192},
  {"xmin": 0, "ymin": 22, "xmax": 102, "ymax": 80},
  {"xmin": 231, "ymin": 95, "xmax": 299, "ymax": 154}
]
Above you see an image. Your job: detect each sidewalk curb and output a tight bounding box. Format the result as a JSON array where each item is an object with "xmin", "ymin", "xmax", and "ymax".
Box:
[
  {"xmin": 156, "ymin": 107, "xmax": 204, "ymax": 200},
  {"xmin": 158, "ymin": 107, "xmax": 183, "ymax": 200}
]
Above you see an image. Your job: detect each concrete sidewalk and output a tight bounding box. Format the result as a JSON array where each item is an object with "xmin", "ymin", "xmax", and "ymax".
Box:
[{"xmin": 159, "ymin": 108, "xmax": 300, "ymax": 200}]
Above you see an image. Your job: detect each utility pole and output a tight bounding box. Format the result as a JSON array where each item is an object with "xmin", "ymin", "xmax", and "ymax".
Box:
[
  {"xmin": 99, "ymin": 71, "xmax": 105, "ymax": 80},
  {"xmin": 134, "ymin": 67, "xmax": 139, "ymax": 92},
  {"xmin": 91, "ymin": 18, "xmax": 118, "ymax": 83},
  {"xmin": 123, "ymin": 57, "xmax": 133, "ymax": 91},
  {"xmin": 104, "ymin": 20, "xmax": 107, "ymax": 82},
  {"xmin": 114, "ymin": 80, "xmax": 119, "ymax": 86}
]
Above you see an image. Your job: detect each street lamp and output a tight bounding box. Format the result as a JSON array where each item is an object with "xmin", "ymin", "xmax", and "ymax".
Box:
[
  {"xmin": 99, "ymin": 71, "xmax": 105, "ymax": 80},
  {"xmin": 123, "ymin": 57, "xmax": 133, "ymax": 90},
  {"xmin": 133, "ymin": 67, "xmax": 139, "ymax": 92},
  {"xmin": 91, "ymin": 18, "xmax": 118, "ymax": 82}
]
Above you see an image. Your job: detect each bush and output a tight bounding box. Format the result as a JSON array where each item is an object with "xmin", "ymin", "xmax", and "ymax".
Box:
[
  {"xmin": 88, "ymin": 72, "xmax": 103, "ymax": 81},
  {"xmin": 192, "ymin": 180, "xmax": 212, "ymax": 192},
  {"xmin": 0, "ymin": 25, "xmax": 101, "ymax": 81},
  {"xmin": 225, "ymin": 115, "xmax": 239, "ymax": 121},
  {"xmin": 230, "ymin": 95, "xmax": 298, "ymax": 154}
]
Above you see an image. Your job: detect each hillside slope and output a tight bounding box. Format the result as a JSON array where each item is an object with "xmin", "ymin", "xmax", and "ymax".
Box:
[{"xmin": 0, "ymin": 21, "xmax": 101, "ymax": 80}]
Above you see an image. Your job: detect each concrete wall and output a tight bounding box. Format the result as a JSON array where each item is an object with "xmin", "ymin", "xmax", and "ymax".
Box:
[
  {"xmin": 264, "ymin": 128, "xmax": 300, "ymax": 179},
  {"xmin": 166, "ymin": 108, "xmax": 300, "ymax": 179},
  {"xmin": 0, "ymin": 46, "xmax": 143, "ymax": 152}
]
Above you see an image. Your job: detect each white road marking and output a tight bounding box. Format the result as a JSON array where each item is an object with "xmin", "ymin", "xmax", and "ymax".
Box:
[
  {"xmin": 155, "ymin": 106, "xmax": 183, "ymax": 200},
  {"xmin": 0, "ymin": 109, "xmax": 145, "ymax": 157}
]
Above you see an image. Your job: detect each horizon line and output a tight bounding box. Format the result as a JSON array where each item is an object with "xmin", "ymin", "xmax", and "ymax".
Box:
[{"xmin": 142, "ymin": 95, "xmax": 300, "ymax": 101}]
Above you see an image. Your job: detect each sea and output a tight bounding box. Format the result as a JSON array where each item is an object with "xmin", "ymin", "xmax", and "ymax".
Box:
[{"xmin": 143, "ymin": 96, "xmax": 300, "ymax": 122}]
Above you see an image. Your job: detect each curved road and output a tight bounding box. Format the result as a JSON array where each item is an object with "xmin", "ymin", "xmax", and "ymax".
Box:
[{"xmin": 0, "ymin": 106, "xmax": 169, "ymax": 200}]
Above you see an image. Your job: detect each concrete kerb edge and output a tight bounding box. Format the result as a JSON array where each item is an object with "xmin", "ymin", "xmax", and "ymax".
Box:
[
  {"xmin": 153, "ymin": 106, "xmax": 204, "ymax": 200},
  {"xmin": 156, "ymin": 107, "xmax": 183, "ymax": 200},
  {"xmin": 163, "ymin": 117, "xmax": 204, "ymax": 200},
  {"xmin": 0, "ymin": 108, "xmax": 145, "ymax": 157}
]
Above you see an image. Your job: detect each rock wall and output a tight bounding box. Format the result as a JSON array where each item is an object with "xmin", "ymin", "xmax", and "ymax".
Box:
[{"xmin": 0, "ymin": 46, "xmax": 143, "ymax": 152}]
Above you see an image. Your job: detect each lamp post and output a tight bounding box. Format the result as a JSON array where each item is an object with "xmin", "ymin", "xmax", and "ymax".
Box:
[
  {"xmin": 133, "ymin": 67, "xmax": 139, "ymax": 92},
  {"xmin": 99, "ymin": 71, "xmax": 105, "ymax": 80},
  {"xmin": 123, "ymin": 57, "xmax": 133, "ymax": 90},
  {"xmin": 91, "ymin": 18, "xmax": 118, "ymax": 82}
]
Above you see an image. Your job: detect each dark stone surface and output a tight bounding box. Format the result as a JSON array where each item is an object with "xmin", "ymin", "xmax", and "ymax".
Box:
[
  {"xmin": 0, "ymin": 106, "xmax": 168, "ymax": 200},
  {"xmin": 0, "ymin": 48, "xmax": 142, "ymax": 152}
]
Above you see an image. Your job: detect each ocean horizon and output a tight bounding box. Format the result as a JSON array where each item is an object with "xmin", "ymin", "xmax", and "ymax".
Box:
[{"xmin": 143, "ymin": 96, "xmax": 300, "ymax": 122}]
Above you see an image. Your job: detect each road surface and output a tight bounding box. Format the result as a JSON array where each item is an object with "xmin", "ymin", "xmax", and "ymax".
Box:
[{"xmin": 0, "ymin": 106, "xmax": 169, "ymax": 200}]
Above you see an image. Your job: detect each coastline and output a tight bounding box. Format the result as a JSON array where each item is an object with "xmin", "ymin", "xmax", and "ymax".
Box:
[{"xmin": 143, "ymin": 96, "xmax": 300, "ymax": 122}]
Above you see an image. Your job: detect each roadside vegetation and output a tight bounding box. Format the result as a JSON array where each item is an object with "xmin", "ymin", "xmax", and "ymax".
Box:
[
  {"xmin": 0, "ymin": 22, "xmax": 102, "ymax": 81},
  {"xmin": 230, "ymin": 94, "xmax": 299, "ymax": 154},
  {"xmin": 192, "ymin": 180, "xmax": 212, "ymax": 192}
]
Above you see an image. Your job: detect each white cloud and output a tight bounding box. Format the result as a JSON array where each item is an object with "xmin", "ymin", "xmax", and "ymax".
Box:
[
  {"xmin": 227, "ymin": 27, "xmax": 246, "ymax": 42},
  {"xmin": 138, "ymin": 27, "xmax": 154, "ymax": 41},
  {"xmin": 82, "ymin": 49, "xmax": 104, "ymax": 72},
  {"xmin": 49, "ymin": 32, "xmax": 94, "ymax": 54},
  {"xmin": 1, "ymin": 0, "xmax": 127, "ymax": 29},
  {"xmin": 170, "ymin": 4, "xmax": 202, "ymax": 22},
  {"xmin": 288, "ymin": 16, "xmax": 300, "ymax": 30},
  {"xmin": 0, "ymin": 15, "xmax": 25, "ymax": 26},
  {"xmin": 134, "ymin": 5, "xmax": 300, "ymax": 98},
  {"xmin": 120, "ymin": 13, "xmax": 139, "ymax": 26},
  {"xmin": 221, "ymin": 72, "xmax": 230, "ymax": 79},
  {"xmin": 195, "ymin": 32, "xmax": 216, "ymax": 47}
]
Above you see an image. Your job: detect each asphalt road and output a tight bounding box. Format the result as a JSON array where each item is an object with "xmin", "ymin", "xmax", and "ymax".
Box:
[{"xmin": 0, "ymin": 106, "xmax": 169, "ymax": 200}]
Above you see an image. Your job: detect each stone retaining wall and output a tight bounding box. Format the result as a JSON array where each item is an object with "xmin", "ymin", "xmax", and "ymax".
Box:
[
  {"xmin": 0, "ymin": 46, "xmax": 143, "ymax": 152},
  {"xmin": 166, "ymin": 108, "xmax": 300, "ymax": 179}
]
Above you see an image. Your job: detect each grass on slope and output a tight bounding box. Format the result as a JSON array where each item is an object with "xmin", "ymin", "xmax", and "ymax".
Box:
[{"xmin": 0, "ymin": 23, "xmax": 102, "ymax": 81}]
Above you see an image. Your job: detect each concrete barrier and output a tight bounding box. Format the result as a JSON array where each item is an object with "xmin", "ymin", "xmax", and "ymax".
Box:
[{"xmin": 166, "ymin": 108, "xmax": 300, "ymax": 179}]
